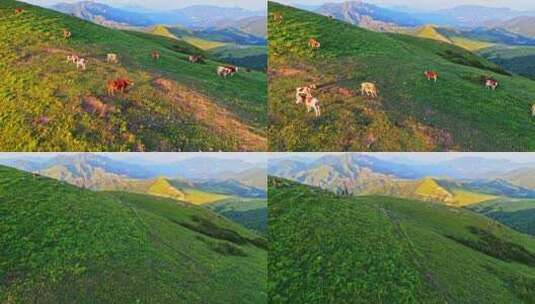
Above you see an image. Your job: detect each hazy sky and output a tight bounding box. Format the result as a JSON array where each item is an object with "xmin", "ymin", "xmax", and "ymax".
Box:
[
  {"xmin": 271, "ymin": 152, "xmax": 535, "ymax": 164},
  {"xmin": 23, "ymin": 0, "xmax": 266, "ymax": 11},
  {"xmin": 281, "ymin": 0, "xmax": 535, "ymax": 11},
  {"xmin": 0, "ymin": 153, "xmax": 269, "ymax": 165}
]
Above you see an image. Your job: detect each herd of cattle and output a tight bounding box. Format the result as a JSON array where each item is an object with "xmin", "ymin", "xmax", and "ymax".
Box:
[
  {"xmin": 13, "ymin": 8, "xmax": 244, "ymax": 99},
  {"xmin": 293, "ymin": 72, "xmax": 504, "ymax": 118},
  {"xmin": 271, "ymin": 11, "xmax": 530, "ymax": 118}
]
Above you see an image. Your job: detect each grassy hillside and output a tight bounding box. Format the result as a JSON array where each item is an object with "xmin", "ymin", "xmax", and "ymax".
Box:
[
  {"xmin": 0, "ymin": 0, "xmax": 267, "ymax": 151},
  {"xmin": 0, "ymin": 165, "xmax": 267, "ymax": 303},
  {"xmin": 268, "ymin": 2, "xmax": 535, "ymax": 151},
  {"xmin": 479, "ymin": 46, "xmax": 535, "ymax": 80},
  {"xmin": 468, "ymin": 198, "xmax": 535, "ymax": 235},
  {"xmin": 205, "ymin": 198, "xmax": 268, "ymax": 235},
  {"xmin": 210, "ymin": 45, "xmax": 268, "ymax": 71},
  {"xmin": 269, "ymin": 177, "xmax": 535, "ymax": 303}
]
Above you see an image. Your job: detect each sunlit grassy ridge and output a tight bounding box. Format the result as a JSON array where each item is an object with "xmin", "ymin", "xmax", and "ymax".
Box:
[
  {"xmin": 0, "ymin": 165, "xmax": 267, "ymax": 303},
  {"xmin": 0, "ymin": 0, "xmax": 267, "ymax": 151},
  {"xmin": 269, "ymin": 177, "xmax": 535, "ymax": 303},
  {"xmin": 268, "ymin": 2, "xmax": 535, "ymax": 151}
]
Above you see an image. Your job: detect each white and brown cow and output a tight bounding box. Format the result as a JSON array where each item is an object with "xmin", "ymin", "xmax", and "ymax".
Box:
[
  {"xmin": 361, "ymin": 82, "xmax": 378, "ymax": 98},
  {"xmin": 107, "ymin": 53, "xmax": 118, "ymax": 64},
  {"xmin": 295, "ymin": 84, "xmax": 317, "ymax": 104},
  {"xmin": 305, "ymin": 94, "xmax": 321, "ymax": 117},
  {"xmin": 217, "ymin": 66, "xmax": 239, "ymax": 78},
  {"xmin": 66, "ymin": 54, "xmax": 80, "ymax": 64},
  {"xmin": 485, "ymin": 79, "xmax": 498, "ymax": 90},
  {"xmin": 76, "ymin": 58, "xmax": 86, "ymax": 70}
]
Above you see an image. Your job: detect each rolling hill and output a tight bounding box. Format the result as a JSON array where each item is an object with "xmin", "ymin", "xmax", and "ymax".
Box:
[
  {"xmin": 0, "ymin": 165, "xmax": 267, "ymax": 303},
  {"xmin": 51, "ymin": 2, "xmax": 265, "ymax": 29},
  {"xmin": 0, "ymin": 0, "xmax": 267, "ymax": 151},
  {"xmin": 269, "ymin": 177, "xmax": 535, "ymax": 303},
  {"xmin": 468, "ymin": 198, "xmax": 535, "ymax": 236},
  {"xmin": 268, "ymin": 153, "xmax": 535, "ymax": 211},
  {"xmin": 205, "ymin": 198, "xmax": 268, "ymax": 235},
  {"xmin": 268, "ymin": 2, "xmax": 535, "ymax": 151}
]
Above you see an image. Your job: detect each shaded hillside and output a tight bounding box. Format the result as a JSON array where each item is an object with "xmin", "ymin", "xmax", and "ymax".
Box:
[
  {"xmin": 468, "ymin": 198, "xmax": 535, "ymax": 236},
  {"xmin": 0, "ymin": 0, "xmax": 266, "ymax": 152},
  {"xmin": 479, "ymin": 46, "xmax": 535, "ymax": 80},
  {"xmin": 269, "ymin": 177, "xmax": 535, "ymax": 303},
  {"xmin": 0, "ymin": 166, "xmax": 267, "ymax": 303},
  {"xmin": 268, "ymin": 2, "xmax": 535, "ymax": 151},
  {"xmin": 205, "ymin": 198, "xmax": 267, "ymax": 235}
]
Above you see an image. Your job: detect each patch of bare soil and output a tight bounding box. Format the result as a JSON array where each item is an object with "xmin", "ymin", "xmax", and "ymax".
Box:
[
  {"xmin": 404, "ymin": 118, "xmax": 457, "ymax": 151},
  {"xmin": 42, "ymin": 47, "xmax": 71, "ymax": 54},
  {"xmin": 153, "ymin": 78, "xmax": 266, "ymax": 151},
  {"xmin": 81, "ymin": 96, "xmax": 116, "ymax": 118},
  {"xmin": 271, "ymin": 67, "xmax": 304, "ymax": 78}
]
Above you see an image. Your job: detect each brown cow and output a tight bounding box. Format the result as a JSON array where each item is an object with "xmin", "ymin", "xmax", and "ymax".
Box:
[
  {"xmin": 308, "ymin": 38, "xmax": 321, "ymax": 49},
  {"xmin": 15, "ymin": 8, "xmax": 25, "ymax": 14},
  {"xmin": 63, "ymin": 29, "xmax": 72, "ymax": 39},
  {"xmin": 107, "ymin": 78, "xmax": 134, "ymax": 96},
  {"xmin": 151, "ymin": 50, "xmax": 160, "ymax": 60},
  {"xmin": 424, "ymin": 71, "xmax": 439, "ymax": 82}
]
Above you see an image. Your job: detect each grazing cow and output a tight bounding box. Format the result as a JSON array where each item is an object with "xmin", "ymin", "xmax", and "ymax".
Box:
[
  {"xmin": 15, "ymin": 8, "xmax": 25, "ymax": 14},
  {"xmin": 424, "ymin": 71, "xmax": 439, "ymax": 82},
  {"xmin": 217, "ymin": 66, "xmax": 238, "ymax": 77},
  {"xmin": 295, "ymin": 86, "xmax": 315, "ymax": 104},
  {"xmin": 107, "ymin": 78, "xmax": 134, "ymax": 96},
  {"xmin": 308, "ymin": 38, "xmax": 321, "ymax": 49},
  {"xmin": 63, "ymin": 29, "xmax": 72, "ymax": 39},
  {"xmin": 225, "ymin": 65, "xmax": 238, "ymax": 75},
  {"xmin": 151, "ymin": 50, "xmax": 160, "ymax": 60},
  {"xmin": 107, "ymin": 53, "xmax": 118, "ymax": 64},
  {"xmin": 485, "ymin": 79, "xmax": 498, "ymax": 90},
  {"xmin": 305, "ymin": 94, "xmax": 321, "ymax": 117},
  {"xmin": 217, "ymin": 66, "xmax": 231, "ymax": 78},
  {"xmin": 272, "ymin": 12, "xmax": 283, "ymax": 22},
  {"xmin": 66, "ymin": 54, "xmax": 79, "ymax": 63},
  {"xmin": 188, "ymin": 55, "xmax": 204, "ymax": 64},
  {"xmin": 76, "ymin": 58, "xmax": 86, "ymax": 70},
  {"xmin": 361, "ymin": 82, "xmax": 378, "ymax": 98},
  {"xmin": 531, "ymin": 104, "xmax": 535, "ymax": 117}
]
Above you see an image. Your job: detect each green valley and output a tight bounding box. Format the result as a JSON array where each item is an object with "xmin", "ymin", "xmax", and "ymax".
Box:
[
  {"xmin": 0, "ymin": 165, "xmax": 267, "ymax": 303},
  {"xmin": 269, "ymin": 177, "xmax": 535, "ymax": 303}
]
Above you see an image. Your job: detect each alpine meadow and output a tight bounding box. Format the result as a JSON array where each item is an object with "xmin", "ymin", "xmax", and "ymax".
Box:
[
  {"xmin": 0, "ymin": 0, "xmax": 267, "ymax": 152},
  {"xmin": 0, "ymin": 153, "xmax": 268, "ymax": 303},
  {"xmin": 268, "ymin": 153, "xmax": 535, "ymax": 303},
  {"xmin": 268, "ymin": 1, "xmax": 535, "ymax": 152}
]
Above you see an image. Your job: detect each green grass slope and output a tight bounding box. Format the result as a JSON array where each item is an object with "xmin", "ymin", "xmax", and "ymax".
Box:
[
  {"xmin": 205, "ymin": 198, "xmax": 268, "ymax": 235},
  {"xmin": 468, "ymin": 198, "xmax": 535, "ymax": 236},
  {"xmin": 269, "ymin": 177, "xmax": 535, "ymax": 303},
  {"xmin": 479, "ymin": 46, "xmax": 535, "ymax": 80},
  {"xmin": 0, "ymin": 0, "xmax": 267, "ymax": 151},
  {"xmin": 0, "ymin": 165, "xmax": 267, "ymax": 303},
  {"xmin": 268, "ymin": 2, "xmax": 535, "ymax": 151}
]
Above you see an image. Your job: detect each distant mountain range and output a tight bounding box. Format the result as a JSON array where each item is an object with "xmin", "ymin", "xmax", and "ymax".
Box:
[
  {"xmin": 296, "ymin": 1, "xmax": 535, "ymax": 39},
  {"xmin": 0, "ymin": 154, "xmax": 267, "ymax": 200},
  {"xmin": 50, "ymin": 1, "xmax": 267, "ymax": 36},
  {"xmin": 269, "ymin": 154, "xmax": 535, "ymax": 204}
]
